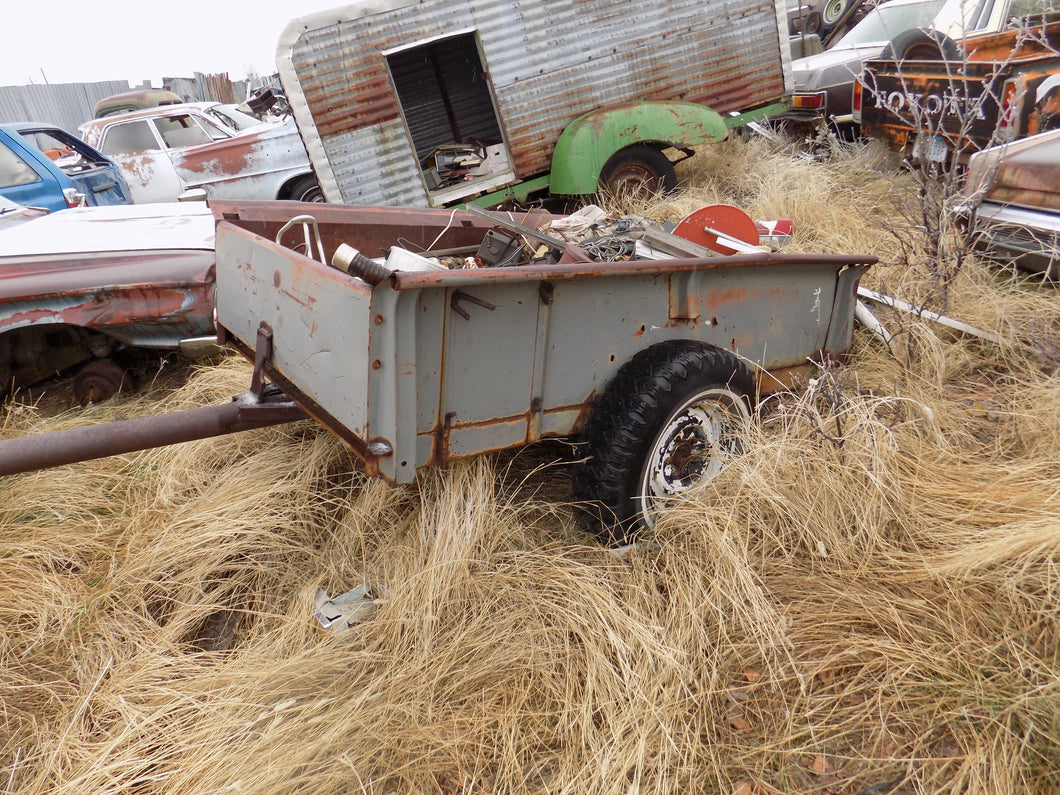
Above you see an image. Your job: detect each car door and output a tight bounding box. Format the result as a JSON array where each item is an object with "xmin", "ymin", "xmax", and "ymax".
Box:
[
  {"xmin": 95, "ymin": 118, "xmax": 184, "ymax": 203},
  {"xmin": 0, "ymin": 134, "xmax": 67, "ymax": 211},
  {"xmin": 16, "ymin": 128, "xmax": 130, "ymax": 207}
]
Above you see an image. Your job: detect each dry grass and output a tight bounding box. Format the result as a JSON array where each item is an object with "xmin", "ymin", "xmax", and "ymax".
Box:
[{"xmin": 2, "ymin": 137, "xmax": 1059, "ymax": 794}]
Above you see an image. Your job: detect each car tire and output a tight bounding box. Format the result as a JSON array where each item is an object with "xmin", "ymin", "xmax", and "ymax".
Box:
[
  {"xmin": 572, "ymin": 340, "xmax": 755, "ymax": 544},
  {"xmin": 879, "ymin": 28, "xmax": 960, "ymax": 61},
  {"xmin": 285, "ymin": 175, "xmax": 325, "ymax": 202}
]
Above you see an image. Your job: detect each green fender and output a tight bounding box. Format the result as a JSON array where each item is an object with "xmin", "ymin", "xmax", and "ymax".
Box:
[{"xmin": 549, "ymin": 101, "xmax": 729, "ymax": 195}]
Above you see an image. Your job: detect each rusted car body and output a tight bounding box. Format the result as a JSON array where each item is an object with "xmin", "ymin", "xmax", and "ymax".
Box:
[
  {"xmin": 958, "ymin": 128, "xmax": 1060, "ymax": 275},
  {"xmin": 78, "ymin": 104, "xmax": 321, "ymax": 204},
  {"xmin": 211, "ymin": 201, "xmax": 873, "ymax": 487},
  {"xmin": 855, "ymin": 5, "xmax": 1060, "ymax": 162},
  {"xmin": 788, "ymin": 0, "xmax": 947, "ymax": 130},
  {"xmin": 0, "ymin": 202, "xmax": 215, "ymax": 399}
]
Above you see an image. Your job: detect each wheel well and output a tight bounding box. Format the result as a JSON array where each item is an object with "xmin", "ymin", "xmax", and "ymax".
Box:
[
  {"xmin": 279, "ymin": 172, "xmax": 318, "ymax": 200},
  {"xmin": 0, "ymin": 324, "xmax": 117, "ymax": 395},
  {"xmin": 880, "ymin": 28, "xmax": 960, "ymax": 61}
]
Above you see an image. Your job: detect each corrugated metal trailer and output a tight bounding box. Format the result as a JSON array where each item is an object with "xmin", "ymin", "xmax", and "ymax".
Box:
[{"xmin": 277, "ymin": 0, "xmax": 794, "ymax": 207}]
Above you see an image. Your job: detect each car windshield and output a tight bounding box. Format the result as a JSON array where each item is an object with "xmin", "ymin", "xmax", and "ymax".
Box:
[
  {"xmin": 204, "ymin": 105, "xmax": 262, "ymax": 131},
  {"xmin": 835, "ymin": 0, "xmax": 948, "ymax": 46}
]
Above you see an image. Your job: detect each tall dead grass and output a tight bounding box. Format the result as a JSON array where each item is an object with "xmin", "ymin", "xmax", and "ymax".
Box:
[{"xmin": 2, "ymin": 137, "xmax": 1058, "ymax": 794}]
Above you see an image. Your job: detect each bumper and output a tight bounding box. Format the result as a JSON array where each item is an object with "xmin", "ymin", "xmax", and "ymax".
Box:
[{"xmin": 961, "ymin": 201, "xmax": 1060, "ymax": 276}]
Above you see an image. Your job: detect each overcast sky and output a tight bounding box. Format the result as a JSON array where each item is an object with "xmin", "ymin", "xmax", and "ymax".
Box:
[{"xmin": 2, "ymin": 1, "xmax": 346, "ymax": 88}]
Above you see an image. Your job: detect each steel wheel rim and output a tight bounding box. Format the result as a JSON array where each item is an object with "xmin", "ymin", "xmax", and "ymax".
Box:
[
  {"xmin": 822, "ymin": 0, "xmax": 846, "ymax": 25},
  {"xmin": 636, "ymin": 387, "xmax": 750, "ymax": 526},
  {"xmin": 604, "ymin": 163, "xmax": 665, "ymax": 202}
]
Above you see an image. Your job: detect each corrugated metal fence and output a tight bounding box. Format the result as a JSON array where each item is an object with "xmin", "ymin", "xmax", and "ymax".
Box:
[
  {"xmin": 0, "ymin": 81, "xmax": 131, "ymax": 133},
  {"xmin": 0, "ymin": 74, "xmax": 250, "ymax": 134}
]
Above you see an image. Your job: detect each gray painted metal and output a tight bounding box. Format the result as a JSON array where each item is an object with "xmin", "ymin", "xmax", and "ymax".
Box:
[
  {"xmin": 213, "ymin": 204, "xmax": 871, "ymax": 485},
  {"xmin": 277, "ymin": 0, "xmax": 793, "ymax": 206}
]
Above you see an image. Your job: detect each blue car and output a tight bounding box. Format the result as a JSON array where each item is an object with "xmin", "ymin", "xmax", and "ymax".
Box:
[{"xmin": 0, "ymin": 123, "xmax": 131, "ymax": 212}]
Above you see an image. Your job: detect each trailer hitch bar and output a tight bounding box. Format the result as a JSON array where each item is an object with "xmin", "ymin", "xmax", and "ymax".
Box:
[{"xmin": 0, "ymin": 385, "xmax": 306, "ymax": 477}]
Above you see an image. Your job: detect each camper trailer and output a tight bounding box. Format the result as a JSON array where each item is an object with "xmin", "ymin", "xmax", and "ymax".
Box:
[{"xmin": 277, "ymin": 0, "xmax": 796, "ymax": 207}]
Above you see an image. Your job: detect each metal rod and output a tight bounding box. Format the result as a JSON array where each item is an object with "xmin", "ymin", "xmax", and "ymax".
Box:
[{"xmin": 0, "ymin": 390, "xmax": 306, "ymax": 477}]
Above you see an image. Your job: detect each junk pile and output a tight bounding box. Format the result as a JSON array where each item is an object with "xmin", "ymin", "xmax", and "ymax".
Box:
[{"xmin": 332, "ymin": 202, "xmax": 796, "ymax": 280}]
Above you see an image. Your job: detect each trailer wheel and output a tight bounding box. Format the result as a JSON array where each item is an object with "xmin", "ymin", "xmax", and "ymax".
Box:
[
  {"xmin": 285, "ymin": 175, "xmax": 324, "ymax": 202},
  {"xmin": 880, "ymin": 28, "xmax": 960, "ymax": 61},
  {"xmin": 573, "ymin": 341, "xmax": 755, "ymax": 544},
  {"xmin": 598, "ymin": 145, "xmax": 678, "ymax": 203}
]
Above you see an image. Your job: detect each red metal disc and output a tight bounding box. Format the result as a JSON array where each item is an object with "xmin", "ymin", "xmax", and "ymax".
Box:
[{"xmin": 672, "ymin": 204, "xmax": 761, "ymax": 255}]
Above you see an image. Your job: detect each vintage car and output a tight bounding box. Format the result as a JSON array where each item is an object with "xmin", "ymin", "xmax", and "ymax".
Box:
[
  {"xmin": 792, "ymin": 0, "xmax": 1059, "ymax": 135},
  {"xmin": 78, "ymin": 104, "xmax": 321, "ymax": 204},
  {"xmin": 0, "ymin": 199, "xmax": 216, "ymax": 403},
  {"xmin": 958, "ymin": 128, "xmax": 1060, "ymax": 276},
  {"xmin": 0, "ymin": 123, "xmax": 132, "ymax": 212}
]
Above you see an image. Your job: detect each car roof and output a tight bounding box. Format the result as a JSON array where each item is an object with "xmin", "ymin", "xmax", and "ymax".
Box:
[
  {"xmin": 0, "ymin": 122, "xmax": 67, "ymax": 133},
  {"xmin": 80, "ymin": 104, "xmax": 217, "ymax": 126}
]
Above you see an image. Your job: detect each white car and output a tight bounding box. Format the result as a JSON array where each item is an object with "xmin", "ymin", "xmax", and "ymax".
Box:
[
  {"xmin": 0, "ymin": 195, "xmax": 49, "ymax": 229},
  {"xmin": 189, "ymin": 102, "xmax": 279, "ymax": 133},
  {"xmin": 79, "ymin": 103, "xmax": 322, "ymax": 204},
  {"xmin": 0, "ymin": 199, "xmax": 216, "ymax": 401}
]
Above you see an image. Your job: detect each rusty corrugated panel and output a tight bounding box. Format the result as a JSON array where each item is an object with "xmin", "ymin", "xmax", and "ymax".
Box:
[{"xmin": 278, "ymin": 0, "xmax": 789, "ymax": 205}]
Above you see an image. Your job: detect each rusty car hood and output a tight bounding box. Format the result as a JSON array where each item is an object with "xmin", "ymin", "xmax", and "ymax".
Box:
[{"xmin": 0, "ymin": 202, "xmax": 215, "ymax": 255}]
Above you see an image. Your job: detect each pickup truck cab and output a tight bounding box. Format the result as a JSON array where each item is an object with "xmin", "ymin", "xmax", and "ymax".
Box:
[
  {"xmin": 78, "ymin": 104, "xmax": 321, "ymax": 204},
  {"xmin": 854, "ymin": 0, "xmax": 1060, "ymax": 161},
  {"xmin": 0, "ymin": 123, "xmax": 131, "ymax": 212}
]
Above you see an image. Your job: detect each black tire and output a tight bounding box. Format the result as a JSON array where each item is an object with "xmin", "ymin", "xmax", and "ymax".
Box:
[
  {"xmin": 820, "ymin": 0, "xmax": 851, "ymax": 31},
  {"xmin": 573, "ymin": 340, "xmax": 755, "ymax": 544},
  {"xmin": 879, "ymin": 28, "xmax": 960, "ymax": 61},
  {"xmin": 285, "ymin": 174, "xmax": 325, "ymax": 202},
  {"xmin": 598, "ymin": 145, "xmax": 678, "ymax": 203}
]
